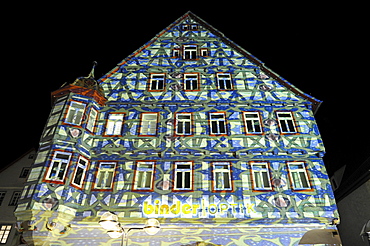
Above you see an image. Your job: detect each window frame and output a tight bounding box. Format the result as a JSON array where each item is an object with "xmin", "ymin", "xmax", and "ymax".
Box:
[
  {"xmin": 104, "ymin": 112, "xmax": 125, "ymax": 137},
  {"xmin": 174, "ymin": 112, "xmax": 193, "ymax": 136},
  {"xmin": 181, "ymin": 24, "xmax": 198, "ymax": 30},
  {"xmin": 216, "ymin": 73, "xmax": 233, "ymax": 90},
  {"xmin": 0, "ymin": 225, "xmax": 12, "ymax": 244},
  {"xmin": 64, "ymin": 100, "xmax": 86, "ymax": 126},
  {"xmin": 43, "ymin": 151, "xmax": 72, "ymax": 184},
  {"xmin": 183, "ymin": 45, "xmax": 198, "ymax": 60},
  {"xmin": 138, "ymin": 112, "xmax": 159, "ymax": 137},
  {"xmin": 173, "ymin": 161, "xmax": 194, "ymax": 191},
  {"xmin": 0, "ymin": 192, "xmax": 5, "ymax": 206},
  {"xmin": 287, "ymin": 161, "xmax": 312, "ymax": 191},
  {"xmin": 93, "ymin": 161, "xmax": 117, "ymax": 191},
  {"xmin": 71, "ymin": 155, "xmax": 89, "ymax": 189},
  {"xmin": 200, "ymin": 48, "xmax": 210, "ymax": 57},
  {"xmin": 183, "ymin": 73, "xmax": 200, "ymax": 91},
  {"xmin": 242, "ymin": 111, "xmax": 263, "ymax": 135},
  {"xmin": 8, "ymin": 191, "xmax": 21, "ymax": 206},
  {"xmin": 276, "ymin": 111, "xmax": 298, "ymax": 134},
  {"xmin": 250, "ymin": 161, "xmax": 273, "ymax": 191},
  {"xmin": 212, "ymin": 162, "xmax": 233, "ymax": 192},
  {"xmin": 148, "ymin": 73, "xmax": 166, "ymax": 92},
  {"xmin": 209, "ymin": 112, "xmax": 228, "ymax": 136},
  {"xmin": 172, "ymin": 48, "xmax": 180, "ymax": 58},
  {"xmin": 132, "ymin": 161, "xmax": 156, "ymax": 191},
  {"xmin": 86, "ymin": 107, "xmax": 99, "ymax": 134}
]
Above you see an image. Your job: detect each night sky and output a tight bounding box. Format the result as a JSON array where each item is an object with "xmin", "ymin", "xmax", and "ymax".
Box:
[{"xmin": 3, "ymin": 4, "xmax": 368, "ymax": 176}]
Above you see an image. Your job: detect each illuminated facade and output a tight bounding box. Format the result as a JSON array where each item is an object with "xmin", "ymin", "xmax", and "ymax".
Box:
[{"xmin": 15, "ymin": 12, "xmax": 339, "ymax": 245}]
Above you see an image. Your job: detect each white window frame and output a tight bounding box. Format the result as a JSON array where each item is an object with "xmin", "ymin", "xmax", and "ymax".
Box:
[
  {"xmin": 139, "ymin": 113, "xmax": 158, "ymax": 136},
  {"xmin": 45, "ymin": 152, "xmax": 72, "ymax": 182},
  {"xmin": 133, "ymin": 161, "xmax": 155, "ymax": 190},
  {"xmin": 0, "ymin": 225, "xmax": 12, "ymax": 244},
  {"xmin": 71, "ymin": 156, "xmax": 89, "ymax": 188},
  {"xmin": 175, "ymin": 113, "xmax": 192, "ymax": 135},
  {"xmin": 216, "ymin": 73, "xmax": 233, "ymax": 90},
  {"xmin": 65, "ymin": 101, "xmax": 86, "ymax": 125},
  {"xmin": 183, "ymin": 45, "xmax": 197, "ymax": 60},
  {"xmin": 86, "ymin": 107, "xmax": 98, "ymax": 133},
  {"xmin": 243, "ymin": 112, "xmax": 263, "ymax": 134},
  {"xmin": 251, "ymin": 162, "xmax": 272, "ymax": 190},
  {"xmin": 276, "ymin": 111, "xmax": 297, "ymax": 133},
  {"xmin": 149, "ymin": 74, "xmax": 165, "ymax": 91},
  {"xmin": 212, "ymin": 162, "xmax": 232, "ymax": 191},
  {"xmin": 174, "ymin": 162, "xmax": 193, "ymax": 190},
  {"xmin": 183, "ymin": 73, "xmax": 199, "ymax": 91},
  {"xmin": 209, "ymin": 112, "xmax": 227, "ymax": 135},
  {"xmin": 94, "ymin": 162, "xmax": 116, "ymax": 190},
  {"xmin": 104, "ymin": 113, "xmax": 125, "ymax": 136},
  {"xmin": 287, "ymin": 162, "xmax": 311, "ymax": 190}
]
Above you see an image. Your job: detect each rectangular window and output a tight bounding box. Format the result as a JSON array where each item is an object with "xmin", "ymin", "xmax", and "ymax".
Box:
[
  {"xmin": 86, "ymin": 107, "xmax": 98, "ymax": 133},
  {"xmin": 65, "ymin": 101, "xmax": 86, "ymax": 125},
  {"xmin": 172, "ymin": 49, "xmax": 180, "ymax": 58},
  {"xmin": 71, "ymin": 156, "xmax": 89, "ymax": 188},
  {"xmin": 175, "ymin": 113, "xmax": 192, "ymax": 136},
  {"xmin": 174, "ymin": 162, "xmax": 193, "ymax": 191},
  {"xmin": 183, "ymin": 45, "xmax": 197, "ymax": 60},
  {"xmin": 139, "ymin": 113, "xmax": 158, "ymax": 136},
  {"xmin": 94, "ymin": 162, "xmax": 116, "ymax": 190},
  {"xmin": 0, "ymin": 225, "xmax": 11, "ymax": 244},
  {"xmin": 182, "ymin": 24, "xmax": 198, "ymax": 30},
  {"xmin": 19, "ymin": 167, "xmax": 31, "ymax": 178},
  {"xmin": 250, "ymin": 162, "xmax": 272, "ymax": 191},
  {"xmin": 209, "ymin": 112, "xmax": 227, "ymax": 135},
  {"xmin": 212, "ymin": 162, "xmax": 232, "ymax": 191},
  {"xmin": 8, "ymin": 191, "xmax": 21, "ymax": 206},
  {"xmin": 276, "ymin": 111, "xmax": 297, "ymax": 133},
  {"xmin": 104, "ymin": 113, "xmax": 125, "ymax": 136},
  {"xmin": 216, "ymin": 73, "xmax": 233, "ymax": 90},
  {"xmin": 287, "ymin": 162, "xmax": 311, "ymax": 190},
  {"xmin": 0, "ymin": 192, "xmax": 6, "ymax": 206},
  {"xmin": 200, "ymin": 48, "xmax": 209, "ymax": 57},
  {"xmin": 45, "ymin": 152, "xmax": 72, "ymax": 183},
  {"xmin": 243, "ymin": 112, "xmax": 263, "ymax": 134},
  {"xmin": 149, "ymin": 74, "xmax": 165, "ymax": 91},
  {"xmin": 183, "ymin": 73, "xmax": 199, "ymax": 91},
  {"xmin": 133, "ymin": 161, "xmax": 155, "ymax": 191}
]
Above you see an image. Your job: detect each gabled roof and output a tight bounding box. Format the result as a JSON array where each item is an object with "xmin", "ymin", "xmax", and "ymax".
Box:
[{"xmin": 99, "ymin": 11, "xmax": 322, "ymax": 113}]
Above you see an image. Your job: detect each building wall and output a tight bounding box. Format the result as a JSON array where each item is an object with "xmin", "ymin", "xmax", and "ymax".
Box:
[
  {"xmin": 14, "ymin": 12, "xmax": 338, "ymax": 246},
  {"xmin": 0, "ymin": 149, "xmax": 35, "ymax": 246}
]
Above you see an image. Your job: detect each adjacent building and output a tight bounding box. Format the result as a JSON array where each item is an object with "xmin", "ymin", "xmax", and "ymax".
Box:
[
  {"xmin": 0, "ymin": 149, "xmax": 36, "ymax": 245},
  {"xmin": 14, "ymin": 12, "xmax": 339, "ymax": 245}
]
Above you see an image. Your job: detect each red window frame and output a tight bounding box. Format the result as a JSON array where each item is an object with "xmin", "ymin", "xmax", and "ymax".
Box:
[
  {"xmin": 286, "ymin": 161, "xmax": 313, "ymax": 192},
  {"xmin": 103, "ymin": 112, "xmax": 126, "ymax": 137},
  {"xmin": 249, "ymin": 161, "xmax": 274, "ymax": 192},
  {"xmin": 183, "ymin": 73, "xmax": 200, "ymax": 91},
  {"xmin": 209, "ymin": 112, "xmax": 228, "ymax": 136},
  {"xmin": 216, "ymin": 72, "xmax": 234, "ymax": 91},
  {"xmin": 70, "ymin": 155, "xmax": 90, "ymax": 189},
  {"xmin": 211, "ymin": 162, "xmax": 234, "ymax": 192},
  {"xmin": 132, "ymin": 161, "xmax": 156, "ymax": 192},
  {"xmin": 174, "ymin": 112, "xmax": 194, "ymax": 136},
  {"xmin": 43, "ymin": 150, "xmax": 73, "ymax": 185},
  {"xmin": 242, "ymin": 111, "xmax": 264, "ymax": 135},
  {"xmin": 148, "ymin": 73, "xmax": 166, "ymax": 92},
  {"xmin": 138, "ymin": 112, "xmax": 159, "ymax": 137},
  {"xmin": 92, "ymin": 161, "xmax": 118, "ymax": 191},
  {"xmin": 172, "ymin": 161, "xmax": 194, "ymax": 192}
]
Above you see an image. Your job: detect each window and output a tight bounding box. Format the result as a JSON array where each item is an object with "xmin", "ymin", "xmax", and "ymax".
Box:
[
  {"xmin": 175, "ymin": 113, "xmax": 192, "ymax": 136},
  {"xmin": 139, "ymin": 113, "xmax": 158, "ymax": 136},
  {"xmin": 133, "ymin": 161, "xmax": 155, "ymax": 191},
  {"xmin": 71, "ymin": 156, "xmax": 89, "ymax": 188},
  {"xmin": 183, "ymin": 73, "xmax": 199, "ymax": 91},
  {"xmin": 250, "ymin": 162, "xmax": 272, "ymax": 191},
  {"xmin": 243, "ymin": 112, "xmax": 263, "ymax": 134},
  {"xmin": 94, "ymin": 162, "xmax": 116, "ymax": 190},
  {"xmin": 172, "ymin": 49, "xmax": 180, "ymax": 58},
  {"xmin": 216, "ymin": 73, "xmax": 233, "ymax": 90},
  {"xmin": 65, "ymin": 101, "xmax": 86, "ymax": 125},
  {"xmin": 287, "ymin": 162, "xmax": 311, "ymax": 190},
  {"xmin": 209, "ymin": 112, "xmax": 227, "ymax": 135},
  {"xmin": 19, "ymin": 167, "xmax": 31, "ymax": 178},
  {"xmin": 0, "ymin": 192, "xmax": 6, "ymax": 206},
  {"xmin": 45, "ymin": 152, "xmax": 72, "ymax": 183},
  {"xmin": 0, "ymin": 225, "xmax": 11, "ymax": 244},
  {"xmin": 212, "ymin": 162, "xmax": 232, "ymax": 191},
  {"xmin": 86, "ymin": 107, "xmax": 98, "ymax": 133},
  {"xmin": 276, "ymin": 111, "xmax": 297, "ymax": 133},
  {"xmin": 181, "ymin": 24, "xmax": 198, "ymax": 30},
  {"xmin": 174, "ymin": 162, "xmax": 193, "ymax": 191},
  {"xmin": 183, "ymin": 45, "xmax": 197, "ymax": 60},
  {"xmin": 200, "ymin": 48, "xmax": 209, "ymax": 57},
  {"xmin": 104, "ymin": 113, "xmax": 125, "ymax": 136},
  {"xmin": 149, "ymin": 74, "xmax": 165, "ymax": 91},
  {"xmin": 8, "ymin": 191, "xmax": 21, "ymax": 206}
]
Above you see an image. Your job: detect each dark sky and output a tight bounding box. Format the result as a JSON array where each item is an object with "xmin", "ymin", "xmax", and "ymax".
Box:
[{"xmin": 3, "ymin": 4, "xmax": 368, "ymax": 176}]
